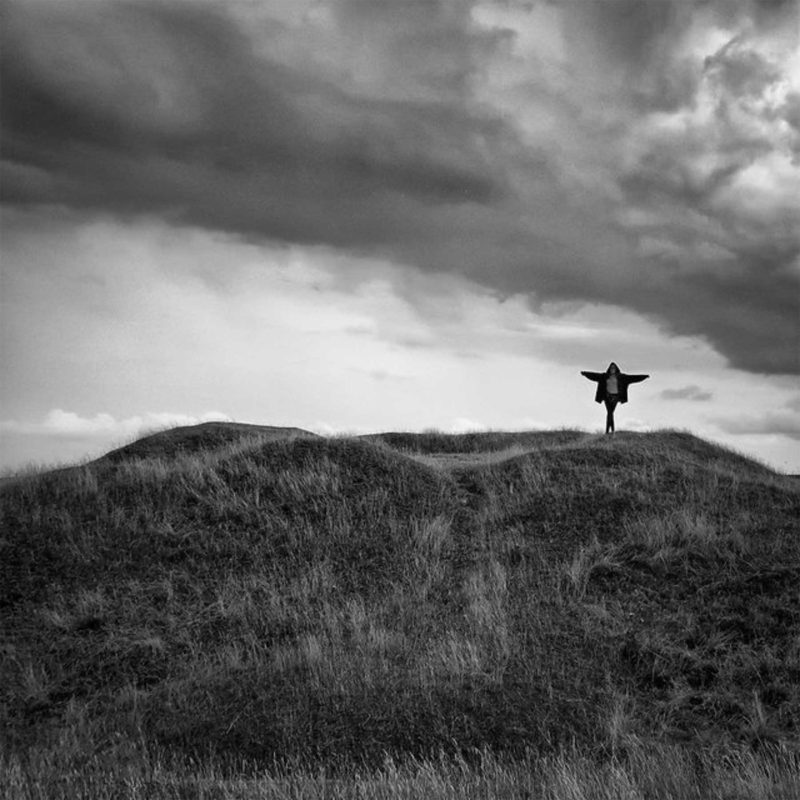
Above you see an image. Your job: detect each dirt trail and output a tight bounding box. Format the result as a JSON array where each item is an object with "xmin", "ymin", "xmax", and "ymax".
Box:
[{"xmin": 407, "ymin": 434, "xmax": 602, "ymax": 472}]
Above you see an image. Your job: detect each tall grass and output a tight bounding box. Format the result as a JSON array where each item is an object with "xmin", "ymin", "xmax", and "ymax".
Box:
[
  {"xmin": 2, "ymin": 428, "xmax": 799, "ymax": 791},
  {"xmin": 3, "ymin": 742, "xmax": 799, "ymax": 799}
]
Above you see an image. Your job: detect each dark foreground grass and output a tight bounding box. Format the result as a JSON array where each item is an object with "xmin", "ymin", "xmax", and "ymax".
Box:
[
  {"xmin": 4, "ymin": 742, "xmax": 799, "ymax": 799},
  {"xmin": 1, "ymin": 426, "xmax": 799, "ymax": 795}
]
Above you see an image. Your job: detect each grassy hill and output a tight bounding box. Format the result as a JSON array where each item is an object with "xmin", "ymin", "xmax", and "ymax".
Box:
[
  {"xmin": 1, "ymin": 425, "xmax": 799, "ymax": 797},
  {"xmin": 98, "ymin": 421, "xmax": 318, "ymax": 463}
]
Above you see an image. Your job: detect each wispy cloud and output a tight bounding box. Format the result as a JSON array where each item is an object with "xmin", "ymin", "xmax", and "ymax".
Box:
[
  {"xmin": 0, "ymin": 410, "xmax": 232, "ymax": 439},
  {"xmin": 715, "ymin": 410, "xmax": 800, "ymax": 440},
  {"xmin": 659, "ymin": 385, "xmax": 713, "ymax": 402}
]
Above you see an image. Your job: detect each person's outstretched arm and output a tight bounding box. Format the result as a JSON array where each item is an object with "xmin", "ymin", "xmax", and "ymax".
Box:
[
  {"xmin": 581, "ymin": 371, "xmax": 604, "ymax": 381},
  {"xmin": 625, "ymin": 374, "xmax": 650, "ymax": 384}
]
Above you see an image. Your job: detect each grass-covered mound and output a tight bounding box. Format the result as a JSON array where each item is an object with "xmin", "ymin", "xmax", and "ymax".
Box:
[
  {"xmin": 1, "ymin": 426, "xmax": 798, "ymax": 784},
  {"xmin": 98, "ymin": 421, "xmax": 317, "ymax": 463}
]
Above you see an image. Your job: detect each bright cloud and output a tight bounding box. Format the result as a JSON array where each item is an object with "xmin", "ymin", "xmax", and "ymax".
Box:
[{"xmin": 0, "ymin": 410, "xmax": 232, "ymax": 438}]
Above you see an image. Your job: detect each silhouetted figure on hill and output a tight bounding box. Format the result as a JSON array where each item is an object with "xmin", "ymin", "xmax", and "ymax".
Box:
[{"xmin": 581, "ymin": 362, "xmax": 649, "ymax": 434}]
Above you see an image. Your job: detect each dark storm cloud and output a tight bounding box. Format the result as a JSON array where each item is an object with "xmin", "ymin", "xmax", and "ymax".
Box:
[
  {"xmin": 567, "ymin": 0, "xmax": 681, "ymax": 71},
  {"xmin": 612, "ymin": 245, "xmax": 800, "ymax": 376},
  {"xmin": 1, "ymin": 1, "xmax": 506, "ymax": 230},
  {"xmin": 2, "ymin": 0, "xmax": 798, "ymax": 375},
  {"xmin": 659, "ymin": 385, "xmax": 713, "ymax": 402},
  {"xmin": 706, "ymin": 35, "xmax": 782, "ymax": 98},
  {"xmin": 579, "ymin": 0, "xmax": 800, "ymax": 375}
]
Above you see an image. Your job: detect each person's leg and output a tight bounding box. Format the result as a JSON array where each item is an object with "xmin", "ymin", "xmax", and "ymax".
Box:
[{"xmin": 605, "ymin": 398, "xmax": 618, "ymax": 434}]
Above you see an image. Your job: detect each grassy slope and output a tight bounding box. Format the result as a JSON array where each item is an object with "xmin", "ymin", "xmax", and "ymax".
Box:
[{"xmin": 1, "ymin": 426, "xmax": 799, "ymax": 774}]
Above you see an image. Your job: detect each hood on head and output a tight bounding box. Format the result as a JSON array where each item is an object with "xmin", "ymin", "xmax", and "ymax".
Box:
[{"xmin": 607, "ymin": 362, "xmax": 620, "ymax": 374}]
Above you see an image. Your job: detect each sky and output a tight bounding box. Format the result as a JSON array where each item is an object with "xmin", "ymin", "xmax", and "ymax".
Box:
[{"xmin": 1, "ymin": 0, "xmax": 799, "ymax": 473}]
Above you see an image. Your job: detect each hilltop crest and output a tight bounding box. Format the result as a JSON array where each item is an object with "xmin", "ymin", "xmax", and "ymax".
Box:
[{"xmin": 97, "ymin": 421, "xmax": 318, "ymax": 463}]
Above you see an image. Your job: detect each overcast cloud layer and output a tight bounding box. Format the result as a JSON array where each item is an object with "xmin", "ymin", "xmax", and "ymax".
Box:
[{"xmin": 3, "ymin": 0, "xmax": 799, "ymax": 375}]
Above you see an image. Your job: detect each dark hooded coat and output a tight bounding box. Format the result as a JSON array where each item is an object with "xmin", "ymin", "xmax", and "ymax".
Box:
[{"xmin": 581, "ymin": 367, "xmax": 649, "ymax": 404}]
